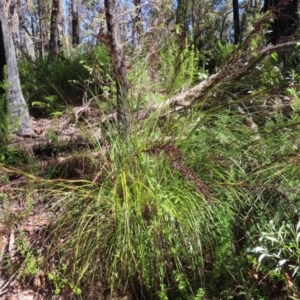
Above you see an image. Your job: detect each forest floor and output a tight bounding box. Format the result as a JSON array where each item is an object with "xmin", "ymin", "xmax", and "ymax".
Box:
[
  {"xmin": 0, "ymin": 92, "xmax": 296, "ymax": 299},
  {"xmin": 0, "ymin": 109, "xmax": 104, "ymax": 300}
]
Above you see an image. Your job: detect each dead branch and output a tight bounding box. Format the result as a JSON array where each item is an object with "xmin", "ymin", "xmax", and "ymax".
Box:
[{"xmin": 137, "ymin": 41, "xmax": 298, "ymax": 120}]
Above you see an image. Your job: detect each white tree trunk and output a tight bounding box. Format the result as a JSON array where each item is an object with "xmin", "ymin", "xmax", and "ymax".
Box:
[{"xmin": 0, "ymin": 0, "xmax": 34, "ymax": 136}]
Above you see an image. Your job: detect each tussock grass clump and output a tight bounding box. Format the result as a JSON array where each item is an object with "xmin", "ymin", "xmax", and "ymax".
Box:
[
  {"xmin": 47, "ymin": 133, "xmax": 214, "ymax": 299},
  {"xmin": 178, "ymin": 108, "xmax": 300, "ymax": 298},
  {"xmin": 5, "ymin": 97, "xmax": 297, "ymax": 299},
  {"xmin": 41, "ymin": 107, "xmax": 300, "ymax": 299}
]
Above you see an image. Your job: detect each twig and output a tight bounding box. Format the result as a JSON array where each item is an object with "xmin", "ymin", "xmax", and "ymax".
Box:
[{"xmin": 0, "ymin": 272, "xmax": 17, "ymax": 296}]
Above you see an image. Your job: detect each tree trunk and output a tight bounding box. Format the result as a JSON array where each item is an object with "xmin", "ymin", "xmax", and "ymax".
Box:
[
  {"xmin": 133, "ymin": 0, "xmax": 142, "ymax": 40},
  {"xmin": 263, "ymin": 0, "xmax": 298, "ymax": 44},
  {"xmin": 17, "ymin": 0, "xmax": 28, "ymax": 55},
  {"xmin": 49, "ymin": 0, "xmax": 61, "ymax": 56},
  {"xmin": 71, "ymin": 0, "xmax": 80, "ymax": 46},
  {"xmin": 0, "ymin": 0, "xmax": 34, "ymax": 136},
  {"xmin": 232, "ymin": 0, "xmax": 240, "ymax": 44},
  {"xmin": 0, "ymin": 20, "xmax": 5, "ymax": 91},
  {"xmin": 8, "ymin": 0, "xmax": 20, "ymax": 52},
  {"xmin": 57, "ymin": 0, "xmax": 64, "ymax": 41},
  {"xmin": 30, "ymin": 14, "xmax": 38, "ymax": 58},
  {"xmin": 105, "ymin": 0, "xmax": 130, "ymax": 129},
  {"xmin": 176, "ymin": 0, "xmax": 188, "ymax": 47},
  {"xmin": 37, "ymin": 0, "xmax": 48, "ymax": 58}
]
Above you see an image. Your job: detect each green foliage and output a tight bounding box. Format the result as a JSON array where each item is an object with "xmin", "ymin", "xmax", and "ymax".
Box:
[
  {"xmin": 43, "ymin": 128, "xmax": 215, "ymax": 299},
  {"xmin": 33, "ymin": 92, "xmax": 300, "ymax": 299},
  {"xmin": 147, "ymin": 36, "xmax": 198, "ymax": 94},
  {"xmin": 19, "ymin": 46, "xmax": 111, "ymax": 116},
  {"xmin": 15, "ymin": 229, "xmax": 40, "ymax": 277},
  {"xmin": 192, "ymin": 288, "xmax": 205, "ymax": 300},
  {"xmin": 4, "ymin": 9, "xmax": 300, "ymax": 299},
  {"xmin": 168, "ymin": 45, "xmax": 198, "ymax": 92},
  {"xmin": 174, "ymin": 100, "xmax": 300, "ymax": 298},
  {"xmin": 47, "ymin": 263, "xmax": 82, "ymax": 295},
  {"xmin": 27, "ymin": 71, "xmax": 300, "ymax": 299},
  {"xmin": 248, "ymin": 218, "xmax": 300, "ymax": 295},
  {"xmin": 0, "ymin": 147, "xmax": 30, "ymax": 165}
]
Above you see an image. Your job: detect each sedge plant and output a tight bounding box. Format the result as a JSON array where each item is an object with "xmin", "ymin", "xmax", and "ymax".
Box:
[{"xmin": 43, "ymin": 123, "xmax": 215, "ymax": 299}]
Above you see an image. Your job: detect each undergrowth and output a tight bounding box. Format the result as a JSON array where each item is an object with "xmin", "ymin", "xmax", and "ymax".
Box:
[
  {"xmin": 2, "ymin": 18, "xmax": 300, "ymax": 300},
  {"xmin": 42, "ymin": 129, "xmax": 215, "ymax": 299},
  {"xmin": 7, "ymin": 101, "xmax": 297, "ymax": 299},
  {"xmin": 19, "ymin": 45, "xmax": 111, "ymax": 117}
]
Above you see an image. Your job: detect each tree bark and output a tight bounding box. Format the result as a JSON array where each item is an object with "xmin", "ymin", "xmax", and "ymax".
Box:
[
  {"xmin": 176, "ymin": 0, "xmax": 188, "ymax": 47},
  {"xmin": 105, "ymin": 0, "xmax": 130, "ymax": 129},
  {"xmin": 71, "ymin": 0, "xmax": 80, "ymax": 46},
  {"xmin": 232, "ymin": 0, "xmax": 240, "ymax": 44},
  {"xmin": 17, "ymin": 0, "xmax": 28, "ymax": 55},
  {"xmin": 49, "ymin": 0, "xmax": 62, "ymax": 56},
  {"xmin": 133, "ymin": 0, "xmax": 142, "ymax": 37},
  {"xmin": 57, "ymin": 0, "xmax": 64, "ymax": 42},
  {"xmin": 37, "ymin": 0, "xmax": 48, "ymax": 58},
  {"xmin": 30, "ymin": 14, "xmax": 38, "ymax": 58},
  {"xmin": 8, "ymin": 0, "xmax": 19, "ymax": 51},
  {"xmin": 0, "ymin": 20, "xmax": 5, "ymax": 90},
  {"xmin": 0, "ymin": 0, "xmax": 34, "ymax": 136}
]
